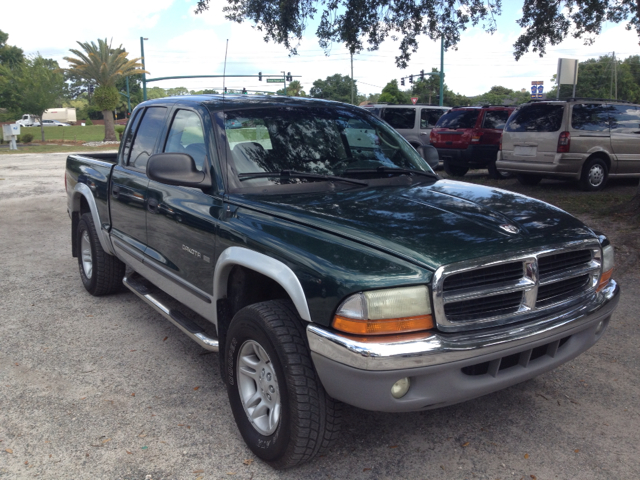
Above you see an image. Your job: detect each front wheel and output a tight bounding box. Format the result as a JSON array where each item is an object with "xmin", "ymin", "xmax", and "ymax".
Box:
[
  {"xmin": 225, "ymin": 300, "xmax": 342, "ymax": 469},
  {"xmin": 443, "ymin": 159, "xmax": 469, "ymax": 177}
]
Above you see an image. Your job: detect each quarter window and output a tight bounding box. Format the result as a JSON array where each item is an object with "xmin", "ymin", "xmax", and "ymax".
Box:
[
  {"xmin": 505, "ymin": 104, "xmax": 564, "ymax": 132},
  {"xmin": 382, "ymin": 108, "xmax": 416, "ymax": 129},
  {"xmin": 128, "ymin": 107, "xmax": 167, "ymax": 170},
  {"xmin": 571, "ymin": 104, "xmax": 614, "ymax": 132},
  {"xmin": 482, "ymin": 110, "xmax": 511, "ymax": 130}
]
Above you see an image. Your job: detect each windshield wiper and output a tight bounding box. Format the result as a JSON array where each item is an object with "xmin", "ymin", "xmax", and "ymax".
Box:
[
  {"xmin": 345, "ymin": 167, "xmax": 439, "ymax": 180},
  {"xmin": 238, "ymin": 170, "xmax": 368, "ymax": 186}
]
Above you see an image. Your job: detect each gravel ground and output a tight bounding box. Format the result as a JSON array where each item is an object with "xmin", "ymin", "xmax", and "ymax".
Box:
[{"xmin": 1, "ymin": 153, "xmax": 639, "ymax": 480}]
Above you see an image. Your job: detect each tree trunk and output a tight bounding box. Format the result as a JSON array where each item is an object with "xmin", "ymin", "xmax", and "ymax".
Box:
[{"xmin": 102, "ymin": 110, "xmax": 116, "ymax": 142}]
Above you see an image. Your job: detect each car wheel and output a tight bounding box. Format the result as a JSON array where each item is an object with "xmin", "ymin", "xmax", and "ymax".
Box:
[
  {"xmin": 580, "ymin": 157, "xmax": 608, "ymax": 191},
  {"xmin": 516, "ymin": 174, "xmax": 542, "ymax": 186},
  {"xmin": 225, "ymin": 300, "xmax": 342, "ymax": 469},
  {"xmin": 443, "ymin": 159, "xmax": 469, "ymax": 177},
  {"xmin": 77, "ymin": 213, "xmax": 126, "ymax": 296},
  {"xmin": 487, "ymin": 159, "xmax": 512, "ymax": 179}
]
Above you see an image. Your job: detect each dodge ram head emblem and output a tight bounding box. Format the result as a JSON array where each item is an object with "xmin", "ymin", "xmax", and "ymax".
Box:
[{"xmin": 500, "ymin": 224, "xmax": 520, "ymax": 234}]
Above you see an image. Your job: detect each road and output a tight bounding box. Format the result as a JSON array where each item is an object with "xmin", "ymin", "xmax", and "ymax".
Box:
[{"xmin": 1, "ymin": 152, "xmax": 639, "ymax": 479}]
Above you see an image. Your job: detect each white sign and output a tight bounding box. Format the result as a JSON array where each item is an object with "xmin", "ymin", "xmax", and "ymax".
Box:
[
  {"xmin": 557, "ymin": 58, "xmax": 579, "ymax": 85},
  {"xmin": 2, "ymin": 123, "xmax": 20, "ymax": 141}
]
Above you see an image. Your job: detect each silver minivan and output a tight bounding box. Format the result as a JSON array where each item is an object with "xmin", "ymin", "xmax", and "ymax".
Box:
[
  {"xmin": 497, "ymin": 100, "xmax": 640, "ymax": 190},
  {"xmin": 362, "ymin": 104, "xmax": 450, "ymax": 168}
]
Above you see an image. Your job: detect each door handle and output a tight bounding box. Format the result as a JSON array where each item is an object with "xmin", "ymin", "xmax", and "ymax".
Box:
[
  {"xmin": 111, "ymin": 185, "xmax": 120, "ymax": 198},
  {"xmin": 147, "ymin": 198, "xmax": 159, "ymax": 213}
]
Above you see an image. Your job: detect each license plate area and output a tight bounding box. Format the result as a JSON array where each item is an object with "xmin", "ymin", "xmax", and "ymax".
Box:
[{"xmin": 514, "ymin": 146, "xmax": 537, "ymax": 156}]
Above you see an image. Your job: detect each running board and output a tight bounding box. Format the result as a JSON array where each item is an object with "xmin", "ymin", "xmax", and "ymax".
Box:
[{"xmin": 123, "ymin": 274, "xmax": 219, "ymax": 352}]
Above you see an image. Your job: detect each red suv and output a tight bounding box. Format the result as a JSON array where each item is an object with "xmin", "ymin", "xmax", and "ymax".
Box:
[{"xmin": 430, "ymin": 105, "xmax": 515, "ymax": 178}]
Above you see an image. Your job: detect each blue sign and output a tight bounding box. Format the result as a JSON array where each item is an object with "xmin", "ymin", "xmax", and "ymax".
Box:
[
  {"xmin": 537, "ymin": 85, "xmax": 544, "ymax": 94},
  {"xmin": 531, "ymin": 86, "xmax": 537, "ymax": 94}
]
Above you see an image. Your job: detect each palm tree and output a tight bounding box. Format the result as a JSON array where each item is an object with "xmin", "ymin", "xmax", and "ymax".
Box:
[{"xmin": 64, "ymin": 39, "xmax": 146, "ymax": 141}]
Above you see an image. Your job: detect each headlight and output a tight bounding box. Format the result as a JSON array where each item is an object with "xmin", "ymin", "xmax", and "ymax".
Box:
[
  {"xmin": 597, "ymin": 244, "xmax": 614, "ymax": 292},
  {"xmin": 332, "ymin": 285, "xmax": 434, "ymax": 335}
]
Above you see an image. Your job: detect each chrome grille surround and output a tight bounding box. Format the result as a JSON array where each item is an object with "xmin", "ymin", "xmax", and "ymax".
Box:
[{"xmin": 432, "ymin": 240, "xmax": 602, "ymax": 332}]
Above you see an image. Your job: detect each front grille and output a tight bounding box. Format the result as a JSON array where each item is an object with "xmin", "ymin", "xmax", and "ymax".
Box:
[
  {"xmin": 443, "ymin": 262, "xmax": 523, "ymax": 291},
  {"xmin": 433, "ymin": 243, "xmax": 601, "ymax": 331},
  {"xmin": 461, "ymin": 336, "xmax": 572, "ymax": 376}
]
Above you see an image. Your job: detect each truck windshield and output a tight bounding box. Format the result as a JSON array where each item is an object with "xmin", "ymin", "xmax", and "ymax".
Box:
[{"xmin": 221, "ymin": 106, "xmax": 433, "ymax": 189}]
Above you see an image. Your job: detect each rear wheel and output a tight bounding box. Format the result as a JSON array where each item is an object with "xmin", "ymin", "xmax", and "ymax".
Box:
[
  {"xmin": 443, "ymin": 159, "xmax": 469, "ymax": 177},
  {"xmin": 225, "ymin": 300, "xmax": 342, "ymax": 469},
  {"xmin": 77, "ymin": 213, "xmax": 125, "ymax": 295},
  {"xmin": 516, "ymin": 173, "xmax": 542, "ymax": 186},
  {"xmin": 580, "ymin": 157, "xmax": 608, "ymax": 191}
]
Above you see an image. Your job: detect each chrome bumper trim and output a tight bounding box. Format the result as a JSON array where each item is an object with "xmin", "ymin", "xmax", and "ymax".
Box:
[{"xmin": 307, "ymin": 280, "xmax": 619, "ymax": 371}]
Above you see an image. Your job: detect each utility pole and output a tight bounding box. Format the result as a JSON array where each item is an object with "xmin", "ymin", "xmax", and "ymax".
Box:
[
  {"xmin": 141, "ymin": 37, "xmax": 148, "ymax": 101},
  {"xmin": 350, "ymin": 53, "xmax": 355, "ymax": 105},
  {"xmin": 439, "ymin": 37, "xmax": 444, "ymax": 106},
  {"xmin": 614, "ymin": 51, "xmax": 617, "ymax": 99}
]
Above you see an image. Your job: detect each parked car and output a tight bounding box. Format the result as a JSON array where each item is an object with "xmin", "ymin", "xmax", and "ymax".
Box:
[
  {"xmin": 430, "ymin": 105, "xmax": 516, "ymax": 178},
  {"xmin": 42, "ymin": 119, "xmax": 70, "ymax": 127},
  {"xmin": 496, "ymin": 99, "xmax": 640, "ymax": 190},
  {"xmin": 65, "ymin": 95, "xmax": 619, "ymax": 468},
  {"xmin": 361, "ymin": 104, "xmax": 450, "ymax": 168}
]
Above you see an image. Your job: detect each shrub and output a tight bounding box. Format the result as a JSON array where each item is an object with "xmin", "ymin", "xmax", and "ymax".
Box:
[
  {"xmin": 114, "ymin": 125, "xmax": 125, "ymax": 134},
  {"xmin": 85, "ymin": 119, "xmax": 93, "ymax": 126},
  {"xmin": 20, "ymin": 133, "xmax": 34, "ymax": 143}
]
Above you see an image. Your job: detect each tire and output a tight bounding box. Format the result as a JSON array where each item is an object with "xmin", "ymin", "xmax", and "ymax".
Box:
[
  {"xmin": 487, "ymin": 159, "xmax": 512, "ymax": 179},
  {"xmin": 443, "ymin": 159, "xmax": 469, "ymax": 177},
  {"xmin": 225, "ymin": 300, "xmax": 342, "ymax": 469},
  {"xmin": 516, "ymin": 173, "xmax": 542, "ymax": 186},
  {"xmin": 77, "ymin": 213, "xmax": 126, "ymax": 296},
  {"xmin": 580, "ymin": 157, "xmax": 608, "ymax": 191}
]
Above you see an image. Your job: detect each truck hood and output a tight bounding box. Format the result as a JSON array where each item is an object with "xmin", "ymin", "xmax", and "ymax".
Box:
[{"xmin": 233, "ymin": 180, "xmax": 595, "ymax": 271}]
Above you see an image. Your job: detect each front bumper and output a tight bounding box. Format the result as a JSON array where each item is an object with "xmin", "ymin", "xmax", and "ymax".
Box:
[{"xmin": 307, "ymin": 281, "xmax": 619, "ymax": 412}]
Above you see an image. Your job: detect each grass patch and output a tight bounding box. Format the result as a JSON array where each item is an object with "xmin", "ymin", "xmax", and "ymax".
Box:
[
  {"xmin": 16, "ymin": 125, "xmax": 106, "ymax": 142},
  {"xmin": 0, "ymin": 143, "xmax": 118, "ymax": 155}
]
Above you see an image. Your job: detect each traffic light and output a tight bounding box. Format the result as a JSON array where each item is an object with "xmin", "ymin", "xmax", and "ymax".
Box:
[
  {"xmin": 224, "ymin": 87, "xmax": 228, "ymax": 93},
  {"xmin": 420, "ymin": 70, "xmax": 425, "ymax": 80},
  {"xmin": 401, "ymin": 78, "xmax": 405, "ymax": 86},
  {"xmin": 258, "ymin": 72, "xmax": 262, "ymax": 81},
  {"xmin": 287, "ymin": 72, "xmax": 292, "ymax": 81},
  {"xmin": 242, "ymin": 88, "xmax": 247, "ymax": 94},
  {"xmin": 409, "ymin": 74, "xmax": 413, "ymax": 84},
  {"xmin": 88, "ymin": 85, "xmax": 94, "ymax": 94}
]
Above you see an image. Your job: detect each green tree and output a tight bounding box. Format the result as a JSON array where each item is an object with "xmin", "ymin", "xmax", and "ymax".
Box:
[
  {"xmin": 64, "ymin": 39, "xmax": 147, "ymax": 141},
  {"xmin": 147, "ymin": 86, "xmax": 167, "ymax": 100},
  {"xmin": 0, "ymin": 30, "xmax": 24, "ymax": 69},
  {"xmin": 195, "ymin": 0, "xmax": 640, "ymax": 67},
  {"xmin": 309, "ymin": 74, "xmax": 356, "ymax": 103},
  {"xmin": 166, "ymin": 86, "xmax": 190, "ymax": 96},
  {"xmin": 473, "ymin": 85, "xmax": 530, "ymax": 106},
  {"xmin": 378, "ymin": 80, "xmax": 410, "ymax": 104},
  {"xmin": 276, "ymin": 80, "xmax": 306, "ymax": 97},
  {"xmin": 13, "ymin": 56, "xmax": 65, "ymax": 141}
]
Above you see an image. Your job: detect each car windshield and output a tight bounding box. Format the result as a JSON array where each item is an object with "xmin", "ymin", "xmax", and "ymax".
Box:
[
  {"xmin": 435, "ymin": 109, "xmax": 480, "ymax": 129},
  {"xmin": 221, "ymin": 106, "xmax": 434, "ymax": 191}
]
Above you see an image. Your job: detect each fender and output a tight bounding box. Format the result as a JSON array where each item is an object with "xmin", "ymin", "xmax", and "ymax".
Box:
[
  {"xmin": 213, "ymin": 247, "xmax": 312, "ymax": 322},
  {"xmin": 71, "ymin": 183, "xmax": 116, "ymax": 255}
]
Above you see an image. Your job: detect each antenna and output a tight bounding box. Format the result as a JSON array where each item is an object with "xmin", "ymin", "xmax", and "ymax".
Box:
[{"xmin": 223, "ymin": 39, "xmax": 229, "ymax": 98}]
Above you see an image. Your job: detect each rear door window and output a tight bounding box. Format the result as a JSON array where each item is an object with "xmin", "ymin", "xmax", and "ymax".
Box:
[
  {"xmin": 571, "ymin": 104, "xmax": 614, "ymax": 131},
  {"xmin": 382, "ymin": 108, "xmax": 416, "ymax": 129},
  {"xmin": 610, "ymin": 105, "xmax": 640, "ymax": 133},
  {"xmin": 435, "ymin": 110, "xmax": 480, "ymax": 129},
  {"xmin": 482, "ymin": 110, "xmax": 511, "ymax": 130},
  {"xmin": 420, "ymin": 109, "xmax": 446, "ymax": 129},
  {"xmin": 505, "ymin": 104, "xmax": 564, "ymax": 132}
]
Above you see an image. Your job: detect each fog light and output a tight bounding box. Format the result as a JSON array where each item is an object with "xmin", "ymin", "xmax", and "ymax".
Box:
[
  {"xmin": 391, "ymin": 377, "xmax": 411, "ymax": 399},
  {"xmin": 595, "ymin": 319, "xmax": 608, "ymax": 335}
]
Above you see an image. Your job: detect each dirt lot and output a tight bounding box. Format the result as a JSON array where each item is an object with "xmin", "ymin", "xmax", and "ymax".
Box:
[{"xmin": 1, "ymin": 153, "xmax": 639, "ymax": 479}]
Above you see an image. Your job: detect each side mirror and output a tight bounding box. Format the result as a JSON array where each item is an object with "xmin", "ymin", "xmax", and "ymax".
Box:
[{"xmin": 147, "ymin": 153, "xmax": 212, "ymax": 188}]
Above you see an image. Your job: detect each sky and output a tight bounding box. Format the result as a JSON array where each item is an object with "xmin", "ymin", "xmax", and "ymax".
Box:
[{"xmin": 2, "ymin": 0, "xmax": 639, "ymax": 98}]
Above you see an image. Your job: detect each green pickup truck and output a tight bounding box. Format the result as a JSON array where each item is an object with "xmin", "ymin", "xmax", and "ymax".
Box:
[{"xmin": 65, "ymin": 95, "xmax": 620, "ymax": 469}]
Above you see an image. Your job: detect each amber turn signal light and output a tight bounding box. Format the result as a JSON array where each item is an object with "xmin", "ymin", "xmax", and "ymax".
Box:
[
  {"xmin": 332, "ymin": 314, "xmax": 434, "ymax": 336},
  {"xmin": 597, "ymin": 269, "xmax": 613, "ymax": 292}
]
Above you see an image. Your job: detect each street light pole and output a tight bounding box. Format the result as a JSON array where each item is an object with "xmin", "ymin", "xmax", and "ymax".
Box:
[
  {"xmin": 141, "ymin": 37, "xmax": 148, "ymax": 101},
  {"xmin": 281, "ymin": 71, "xmax": 287, "ymax": 96},
  {"xmin": 439, "ymin": 36, "xmax": 444, "ymax": 107}
]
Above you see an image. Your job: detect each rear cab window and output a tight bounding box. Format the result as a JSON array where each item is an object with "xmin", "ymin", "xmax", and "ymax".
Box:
[
  {"xmin": 435, "ymin": 109, "xmax": 480, "ymax": 129},
  {"xmin": 127, "ymin": 107, "xmax": 168, "ymax": 171},
  {"xmin": 505, "ymin": 104, "xmax": 564, "ymax": 132}
]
